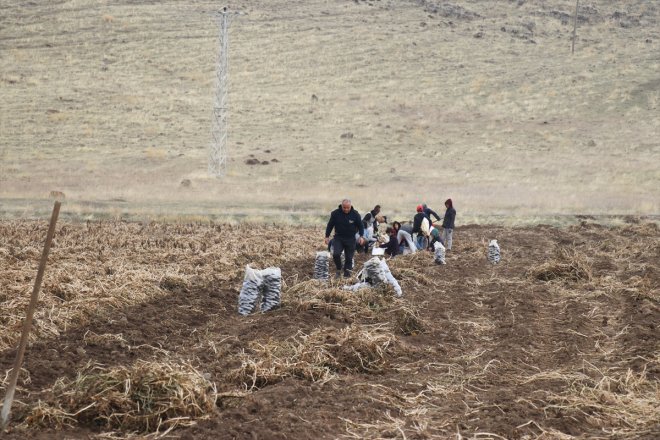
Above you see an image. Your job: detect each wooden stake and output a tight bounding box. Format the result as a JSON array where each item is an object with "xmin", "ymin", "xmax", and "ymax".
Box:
[
  {"xmin": 572, "ymin": 0, "xmax": 579, "ymax": 54},
  {"xmin": 1, "ymin": 201, "xmax": 61, "ymax": 430}
]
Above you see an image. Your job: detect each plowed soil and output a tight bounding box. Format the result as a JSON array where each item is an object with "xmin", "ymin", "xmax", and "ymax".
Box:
[{"xmin": 1, "ymin": 219, "xmax": 658, "ymax": 439}]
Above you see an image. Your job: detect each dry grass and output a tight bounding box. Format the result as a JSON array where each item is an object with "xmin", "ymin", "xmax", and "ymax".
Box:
[
  {"xmin": 1, "ymin": 220, "xmax": 658, "ymax": 438},
  {"xmin": 283, "ymin": 279, "xmax": 425, "ymax": 335},
  {"xmin": 0, "ymin": 220, "xmax": 322, "ymax": 352},
  {"xmin": 561, "ymin": 222, "xmax": 660, "ymax": 300},
  {"xmin": 284, "ymin": 280, "xmax": 394, "ymax": 318},
  {"xmin": 387, "ymin": 253, "xmax": 440, "ymax": 289},
  {"xmin": 1, "ymin": 1, "xmax": 658, "ymax": 218},
  {"xmin": 526, "ymin": 358, "xmax": 660, "ymax": 438},
  {"xmin": 339, "ymin": 356, "xmax": 505, "ymax": 439},
  {"xmin": 389, "ymin": 304, "xmax": 425, "ymax": 336},
  {"xmin": 527, "ymin": 247, "xmax": 593, "ymax": 282},
  {"xmin": 158, "ymin": 274, "xmax": 189, "ymax": 292},
  {"xmin": 229, "ymin": 324, "xmax": 399, "ymax": 389},
  {"xmin": 21, "ymin": 361, "xmax": 217, "ymax": 434}
]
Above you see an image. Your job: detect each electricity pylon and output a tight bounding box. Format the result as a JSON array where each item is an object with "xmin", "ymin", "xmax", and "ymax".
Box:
[{"xmin": 209, "ymin": 8, "xmax": 239, "ymax": 178}]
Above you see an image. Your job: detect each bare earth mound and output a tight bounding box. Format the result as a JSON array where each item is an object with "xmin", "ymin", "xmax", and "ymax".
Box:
[{"xmin": 1, "ymin": 219, "xmax": 658, "ymax": 439}]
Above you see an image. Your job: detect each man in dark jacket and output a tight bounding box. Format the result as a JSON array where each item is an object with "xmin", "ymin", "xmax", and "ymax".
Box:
[{"xmin": 325, "ymin": 199, "xmax": 365, "ymax": 278}]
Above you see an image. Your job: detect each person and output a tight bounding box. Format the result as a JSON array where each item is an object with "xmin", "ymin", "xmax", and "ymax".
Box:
[
  {"xmin": 358, "ymin": 205, "xmax": 381, "ymax": 254},
  {"xmin": 422, "ymin": 203, "xmax": 442, "ymax": 225},
  {"xmin": 441, "ymin": 198, "xmax": 456, "ymax": 251},
  {"xmin": 379, "ymin": 226, "xmax": 399, "ymax": 257},
  {"xmin": 412, "ymin": 205, "xmax": 430, "ymax": 250},
  {"xmin": 429, "ymin": 225, "xmax": 443, "ymax": 250},
  {"xmin": 362, "ymin": 205, "xmax": 381, "ymax": 234},
  {"xmin": 325, "ymin": 199, "xmax": 365, "ymax": 278},
  {"xmin": 397, "ymin": 222, "xmax": 416, "ymax": 254}
]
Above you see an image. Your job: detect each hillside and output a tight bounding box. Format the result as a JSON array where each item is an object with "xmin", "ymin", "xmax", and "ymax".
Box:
[{"xmin": 1, "ymin": 0, "xmax": 658, "ymax": 221}]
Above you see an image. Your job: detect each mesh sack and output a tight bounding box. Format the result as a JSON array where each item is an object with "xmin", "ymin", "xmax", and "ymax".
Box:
[
  {"xmin": 260, "ymin": 267, "xmax": 282, "ymax": 312},
  {"xmin": 379, "ymin": 259, "xmax": 402, "ymax": 297},
  {"xmin": 433, "ymin": 241, "xmax": 446, "ymax": 265},
  {"xmin": 238, "ymin": 265, "xmax": 262, "ymax": 316},
  {"xmin": 343, "ymin": 281, "xmax": 372, "ymax": 292},
  {"xmin": 313, "ymin": 251, "xmax": 331, "ymax": 281},
  {"xmin": 362, "ymin": 257, "xmax": 388, "ymax": 286},
  {"xmin": 488, "ymin": 240, "xmax": 500, "ymax": 264}
]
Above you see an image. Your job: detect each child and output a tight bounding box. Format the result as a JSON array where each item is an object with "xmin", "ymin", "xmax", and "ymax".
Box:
[{"xmin": 379, "ymin": 226, "xmax": 399, "ymax": 257}]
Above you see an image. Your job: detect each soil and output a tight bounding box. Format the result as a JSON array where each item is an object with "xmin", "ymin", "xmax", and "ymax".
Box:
[{"xmin": 1, "ymin": 220, "xmax": 658, "ymax": 439}]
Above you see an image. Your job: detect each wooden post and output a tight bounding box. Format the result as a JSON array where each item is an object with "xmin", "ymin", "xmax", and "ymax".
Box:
[
  {"xmin": 572, "ymin": 0, "xmax": 579, "ymax": 54},
  {"xmin": 1, "ymin": 201, "xmax": 61, "ymax": 430}
]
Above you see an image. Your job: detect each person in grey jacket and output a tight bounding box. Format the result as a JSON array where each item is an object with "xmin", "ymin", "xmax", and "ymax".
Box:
[
  {"xmin": 325, "ymin": 199, "xmax": 365, "ymax": 278},
  {"xmin": 397, "ymin": 222, "xmax": 416, "ymax": 254},
  {"xmin": 441, "ymin": 198, "xmax": 456, "ymax": 250}
]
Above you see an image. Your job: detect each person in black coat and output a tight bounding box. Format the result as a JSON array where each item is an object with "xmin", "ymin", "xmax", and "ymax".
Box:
[
  {"xmin": 412, "ymin": 205, "xmax": 426, "ymax": 235},
  {"xmin": 412, "ymin": 205, "xmax": 428, "ymax": 250},
  {"xmin": 325, "ymin": 199, "xmax": 365, "ymax": 277}
]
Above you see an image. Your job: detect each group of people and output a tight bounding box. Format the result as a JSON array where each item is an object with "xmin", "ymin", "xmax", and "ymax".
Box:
[{"xmin": 324, "ymin": 199, "xmax": 456, "ymax": 278}]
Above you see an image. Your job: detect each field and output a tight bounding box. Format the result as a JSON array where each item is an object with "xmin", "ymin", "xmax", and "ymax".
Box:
[
  {"xmin": 1, "ymin": 218, "xmax": 658, "ymax": 439},
  {"xmin": 1, "ymin": 0, "xmax": 659, "ymax": 221},
  {"xmin": 1, "ymin": 0, "xmax": 659, "ymax": 438}
]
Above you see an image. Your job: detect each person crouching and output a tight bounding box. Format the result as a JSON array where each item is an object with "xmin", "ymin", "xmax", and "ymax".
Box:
[{"xmin": 379, "ymin": 226, "xmax": 399, "ymax": 257}]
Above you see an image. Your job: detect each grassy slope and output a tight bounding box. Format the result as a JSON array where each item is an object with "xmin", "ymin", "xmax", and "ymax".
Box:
[{"xmin": 0, "ymin": 0, "xmax": 658, "ymax": 221}]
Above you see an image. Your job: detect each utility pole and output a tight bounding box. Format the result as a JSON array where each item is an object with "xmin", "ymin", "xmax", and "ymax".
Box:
[
  {"xmin": 209, "ymin": 7, "xmax": 239, "ymax": 178},
  {"xmin": 571, "ymin": 0, "xmax": 579, "ymax": 54}
]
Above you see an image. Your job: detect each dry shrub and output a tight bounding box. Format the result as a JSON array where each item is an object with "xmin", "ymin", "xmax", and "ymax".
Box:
[
  {"xmin": 621, "ymin": 221, "xmax": 658, "ymax": 237},
  {"xmin": 284, "ymin": 280, "xmax": 426, "ymax": 334},
  {"xmin": 388, "ymin": 251, "xmax": 432, "ymax": 270},
  {"xmin": 387, "ymin": 254, "xmax": 438, "ymax": 288},
  {"xmin": 24, "ymin": 361, "xmax": 217, "ymax": 434},
  {"xmin": 159, "ymin": 274, "xmax": 189, "ymax": 292},
  {"xmin": 229, "ymin": 324, "xmax": 398, "ymax": 389},
  {"xmin": 48, "ymin": 283, "xmax": 76, "ymax": 301},
  {"xmin": 325, "ymin": 325, "xmax": 397, "ymax": 373},
  {"xmin": 455, "ymin": 238, "xmax": 488, "ymax": 260},
  {"xmin": 284, "ymin": 280, "xmax": 396, "ymax": 320},
  {"xmin": 45, "ymin": 276, "xmax": 80, "ymax": 301},
  {"xmin": 527, "ymin": 247, "xmax": 593, "ymax": 282},
  {"xmin": 389, "ymin": 305, "xmax": 425, "ymax": 336},
  {"xmin": 389, "ymin": 267, "xmax": 437, "ymax": 288},
  {"xmin": 82, "ymin": 331, "xmax": 129, "ymax": 349}
]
